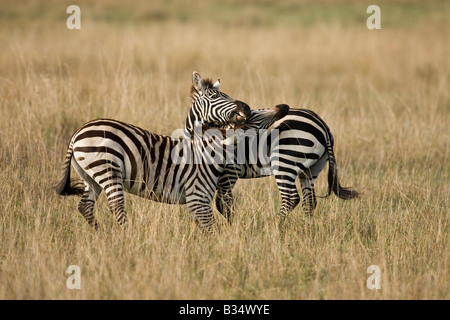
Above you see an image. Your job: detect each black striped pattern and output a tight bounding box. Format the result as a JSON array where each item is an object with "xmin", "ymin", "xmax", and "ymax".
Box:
[
  {"xmin": 54, "ymin": 107, "xmax": 287, "ymax": 232},
  {"xmin": 55, "ymin": 118, "xmax": 226, "ymax": 231},
  {"xmin": 55, "ymin": 72, "xmax": 255, "ymax": 232},
  {"xmin": 199, "ymin": 108, "xmax": 359, "ymax": 222}
]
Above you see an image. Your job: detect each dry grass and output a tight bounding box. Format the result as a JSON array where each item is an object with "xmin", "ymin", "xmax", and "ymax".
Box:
[{"xmin": 0, "ymin": 0, "xmax": 449, "ymax": 299}]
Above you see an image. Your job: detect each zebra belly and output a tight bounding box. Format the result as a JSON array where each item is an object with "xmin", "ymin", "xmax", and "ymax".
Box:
[
  {"xmin": 134, "ymin": 163, "xmax": 187, "ymax": 204},
  {"xmin": 241, "ymin": 164, "xmax": 270, "ymax": 178},
  {"xmin": 134, "ymin": 188, "xmax": 186, "ymax": 204},
  {"xmin": 73, "ymin": 149, "xmax": 187, "ymax": 205},
  {"xmin": 225, "ymin": 146, "xmax": 325, "ymax": 179}
]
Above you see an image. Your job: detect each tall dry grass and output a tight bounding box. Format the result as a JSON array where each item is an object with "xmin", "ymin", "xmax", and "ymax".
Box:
[{"xmin": 0, "ymin": 1, "xmax": 448, "ymax": 299}]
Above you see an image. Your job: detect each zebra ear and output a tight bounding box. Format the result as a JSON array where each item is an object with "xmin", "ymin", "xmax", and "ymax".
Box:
[
  {"xmin": 272, "ymin": 104, "xmax": 290, "ymax": 120},
  {"xmin": 192, "ymin": 71, "xmax": 206, "ymax": 94},
  {"xmin": 213, "ymin": 78, "xmax": 221, "ymax": 90}
]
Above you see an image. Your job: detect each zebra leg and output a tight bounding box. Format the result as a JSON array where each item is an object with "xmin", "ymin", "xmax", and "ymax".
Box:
[
  {"xmin": 299, "ymin": 177, "xmax": 317, "ymax": 216},
  {"xmin": 95, "ymin": 171, "xmax": 128, "ymax": 228},
  {"xmin": 71, "ymin": 158, "xmax": 102, "ymax": 229},
  {"xmin": 186, "ymin": 187, "xmax": 216, "ymax": 233},
  {"xmin": 78, "ymin": 183, "xmax": 100, "ymax": 229},
  {"xmin": 275, "ymin": 174, "xmax": 301, "ymax": 222},
  {"xmin": 298, "ymin": 152, "xmax": 328, "ymax": 216},
  {"xmin": 215, "ymin": 174, "xmax": 238, "ymax": 224},
  {"xmin": 105, "ymin": 184, "xmax": 128, "ymax": 228}
]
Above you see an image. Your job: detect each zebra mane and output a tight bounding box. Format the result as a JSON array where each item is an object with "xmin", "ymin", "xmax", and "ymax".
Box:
[{"xmin": 190, "ymin": 78, "xmax": 215, "ymax": 97}]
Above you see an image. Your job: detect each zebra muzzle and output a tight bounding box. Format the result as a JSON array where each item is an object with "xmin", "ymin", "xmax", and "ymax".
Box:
[
  {"xmin": 232, "ymin": 100, "xmax": 251, "ymax": 125},
  {"xmin": 236, "ymin": 111, "xmax": 247, "ymax": 122}
]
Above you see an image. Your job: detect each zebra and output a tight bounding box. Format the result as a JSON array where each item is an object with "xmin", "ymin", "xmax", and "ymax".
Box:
[
  {"xmin": 54, "ymin": 71, "xmax": 289, "ymax": 232},
  {"xmin": 184, "ymin": 92, "xmax": 359, "ymax": 223}
]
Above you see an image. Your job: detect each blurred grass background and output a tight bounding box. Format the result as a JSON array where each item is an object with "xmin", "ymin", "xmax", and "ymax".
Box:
[
  {"xmin": 1, "ymin": 0, "xmax": 448, "ymax": 27},
  {"xmin": 0, "ymin": 0, "xmax": 448, "ymax": 299}
]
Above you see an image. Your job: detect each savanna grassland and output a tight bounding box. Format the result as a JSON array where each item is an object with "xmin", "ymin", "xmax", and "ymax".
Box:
[{"xmin": 0, "ymin": 0, "xmax": 449, "ymax": 299}]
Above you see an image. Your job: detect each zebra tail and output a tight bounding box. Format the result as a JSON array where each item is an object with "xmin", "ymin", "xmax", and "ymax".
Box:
[
  {"xmin": 54, "ymin": 141, "xmax": 84, "ymax": 196},
  {"xmin": 326, "ymin": 145, "xmax": 359, "ymax": 200}
]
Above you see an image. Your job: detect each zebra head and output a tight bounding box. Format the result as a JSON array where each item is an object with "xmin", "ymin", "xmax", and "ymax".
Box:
[
  {"xmin": 203, "ymin": 104, "xmax": 290, "ymax": 131},
  {"xmin": 185, "ymin": 71, "xmax": 251, "ymax": 136},
  {"xmin": 239, "ymin": 104, "xmax": 290, "ymax": 130},
  {"xmin": 219, "ymin": 104, "xmax": 290, "ymax": 145}
]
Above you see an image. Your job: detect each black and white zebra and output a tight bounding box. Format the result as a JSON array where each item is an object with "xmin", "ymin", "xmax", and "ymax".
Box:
[
  {"xmin": 185, "ymin": 100, "xmax": 359, "ymax": 223},
  {"xmin": 54, "ymin": 72, "xmax": 288, "ymax": 232}
]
